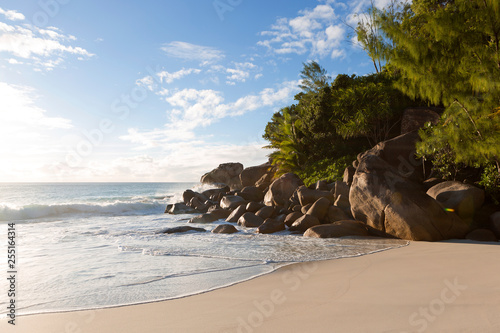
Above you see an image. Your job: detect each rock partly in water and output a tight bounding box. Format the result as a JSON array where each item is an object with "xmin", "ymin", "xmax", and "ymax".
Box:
[
  {"xmin": 157, "ymin": 226, "xmax": 206, "ymax": 234},
  {"xmin": 237, "ymin": 212, "xmax": 264, "ymax": 228},
  {"xmin": 225, "ymin": 205, "xmax": 247, "ymax": 223},
  {"xmin": 200, "ymin": 162, "xmax": 244, "ymax": 190},
  {"xmin": 465, "ymin": 229, "xmax": 498, "ymax": 242},
  {"xmin": 257, "ymin": 218, "xmax": 285, "ymax": 234},
  {"xmin": 303, "ymin": 220, "xmax": 369, "ymax": 238},
  {"xmin": 182, "ymin": 190, "xmax": 197, "ymax": 204},
  {"xmin": 202, "ymin": 186, "xmax": 229, "ymax": 200},
  {"xmin": 207, "ymin": 208, "xmax": 231, "ymax": 220},
  {"xmin": 166, "ymin": 203, "xmax": 197, "ymax": 215},
  {"xmin": 212, "ymin": 224, "xmax": 239, "ymax": 234},
  {"xmin": 427, "ymin": 181, "xmax": 485, "ymax": 224},
  {"xmin": 264, "ymin": 173, "xmax": 304, "ymax": 207},
  {"xmin": 188, "ymin": 213, "xmax": 218, "ymax": 224},
  {"xmin": 188, "ymin": 197, "xmax": 209, "ymax": 213},
  {"xmin": 164, "ymin": 204, "xmax": 173, "ymax": 213},
  {"xmin": 289, "ymin": 215, "xmax": 320, "ymax": 233},
  {"xmin": 350, "ymin": 154, "xmax": 470, "ymax": 241}
]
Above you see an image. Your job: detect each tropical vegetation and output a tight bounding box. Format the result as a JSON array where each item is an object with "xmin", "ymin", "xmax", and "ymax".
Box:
[{"xmin": 263, "ymin": 0, "xmax": 500, "ymax": 198}]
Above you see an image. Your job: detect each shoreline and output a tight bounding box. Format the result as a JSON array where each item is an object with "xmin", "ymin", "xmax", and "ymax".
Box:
[
  {"xmin": 2, "ymin": 240, "xmax": 500, "ymax": 332},
  {"xmin": 1, "ymin": 237, "xmax": 408, "ymax": 319}
]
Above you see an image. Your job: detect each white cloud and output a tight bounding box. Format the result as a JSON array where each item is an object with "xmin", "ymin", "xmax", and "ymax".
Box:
[
  {"xmin": 157, "ymin": 67, "xmax": 201, "ymax": 84},
  {"xmin": 0, "ymin": 16, "xmax": 93, "ymax": 70},
  {"xmin": 202, "ymin": 61, "xmax": 260, "ymax": 86},
  {"xmin": 136, "ymin": 68, "xmax": 201, "ymax": 91},
  {"xmin": 225, "ymin": 62, "xmax": 257, "ymax": 84},
  {"xmin": 0, "ymin": 82, "xmax": 73, "ymax": 159},
  {"xmin": 0, "ymin": 82, "xmax": 72, "ymax": 130},
  {"xmin": 7, "ymin": 58, "xmax": 22, "ymax": 64},
  {"xmin": 0, "ymin": 8, "xmax": 25, "ymax": 21},
  {"xmin": 258, "ymin": 0, "xmax": 401, "ymax": 59},
  {"xmin": 258, "ymin": 3, "xmax": 344, "ymax": 59},
  {"xmin": 120, "ymin": 80, "xmax": 300, "ymax": 149},
  {"xmin": 331, "ymin": 48, "xmax": 346, "ymax": 59},
  {"xmin": 136, "ymin": 75, "xmax": 156, "ymax": 91},
  {"xmin": 161, "ymin": 41, "xmax": 224, "ymax": 65}
]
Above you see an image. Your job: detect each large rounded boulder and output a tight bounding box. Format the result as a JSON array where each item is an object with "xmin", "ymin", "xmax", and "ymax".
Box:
[
  {"xmin": 257, "ymin": 218, "xmax": 285, "ymax": 234},
  {"xmin": 289, "ymin": 215, "xmax": 320, "ymax": 233},
  {"xmin": 201, "ymin": 162, "xmax": 244, "ymax": 190},
  {"xmin": 303, "ymin": 221, "xmax": 369, "ymax": 238},
  {"xmin": 212, "ymin": 224, "xmax": 238, "ymax": 234},
  {"xmin": 264, "ymin": 173, "xmax": 304, "ymax": 207},
  {"xmin": 358, "ymin": 131, "xmax": 424, "ymax": 183},
  {"xmin": 239, "ymin": 163, "xmax": 273, "ymax": 187},
  {"xmin": 220, "ymin": 195, "xmax": 246, "ymax": 210},
  {"xmin": 237, "ymin": 213, "xmax": 264, "ymax": 228},
  {"xmin": 350, "ymin": 154, "xmax": 470, "ymax": 241}
]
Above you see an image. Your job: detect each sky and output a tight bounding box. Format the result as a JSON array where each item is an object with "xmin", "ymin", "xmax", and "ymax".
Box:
[{"xmin": 0, "ymin": 0, "xmax": 392, "ymax": 182}]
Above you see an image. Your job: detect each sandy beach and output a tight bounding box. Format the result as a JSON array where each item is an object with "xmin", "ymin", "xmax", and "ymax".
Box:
[{"xmin": 2, "ymin": 240, "xmax": 499, "ymax": 333}]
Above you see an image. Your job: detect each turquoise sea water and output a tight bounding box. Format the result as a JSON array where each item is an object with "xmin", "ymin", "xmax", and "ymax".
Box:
[{"xmin": 0, "ymin": 182, "xmax": 407, "ymax": 317}]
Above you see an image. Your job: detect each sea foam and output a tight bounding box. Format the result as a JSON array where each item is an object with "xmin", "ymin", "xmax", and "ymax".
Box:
[{"xmin": 0, "ymin": 200, "xmax": 165, "ymax": 221}]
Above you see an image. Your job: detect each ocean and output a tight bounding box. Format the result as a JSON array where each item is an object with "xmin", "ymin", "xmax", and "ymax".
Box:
[{"xmin": 0, "ymin": 182, "xmax": 407, "ymax": 317}]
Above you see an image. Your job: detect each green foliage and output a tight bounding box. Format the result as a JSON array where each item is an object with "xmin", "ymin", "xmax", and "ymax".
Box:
[
  {"xmin": 329, "ymin": 71, "xmax": 412, "ymax": 146},
  {"xmin": 354, "ymin": 0, "xmax": 392, "ymax": 73},
  {"xmin": 297, "ymin": 156, "xmax": 355, "ymax": 187},
  {"xmin": 298, "ymin": 61, "xmax": 330, "ymax": 93},
  {"xmin": 379, "ymin": 0, "xmax": 500, "ymax": 174},
  {"xmin": 479, "ymin": 163, "xmax": 500, "ymax": 204},
  {"xmin": 416, "ymin": 133, "xmax": 466, "ymax": 180},
  {"xmin": 263, "ymin": 105, "xmax": 303, "ymax": 175},
  {"xmin": 263, "ymin": 62, "xmax": 420, "ymax": 180}
]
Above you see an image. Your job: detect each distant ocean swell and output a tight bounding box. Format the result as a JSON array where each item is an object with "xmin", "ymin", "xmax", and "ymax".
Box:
[{"xmin": 0, "ymin": 199, "xmax": 168, "ymax": 221}]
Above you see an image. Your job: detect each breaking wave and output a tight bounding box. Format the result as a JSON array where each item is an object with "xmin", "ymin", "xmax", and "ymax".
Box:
[{"xmin": 0, "ymin": 200, "xmax": 166, "ymax": 221}]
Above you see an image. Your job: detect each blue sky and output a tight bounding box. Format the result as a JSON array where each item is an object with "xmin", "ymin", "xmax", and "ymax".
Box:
[{"xmin": 0, "ymin": 0, "xmax": 391, "ymax": 182}]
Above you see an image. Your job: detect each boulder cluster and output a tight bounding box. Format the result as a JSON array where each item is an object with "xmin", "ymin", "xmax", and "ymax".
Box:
[
  {"xmin": 165, "ymin": 109, "xmax": 499, "ymax": 241},
  {"xmin": 166, "ymin": 165, "xmax": 371, "ymax": 237}
]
